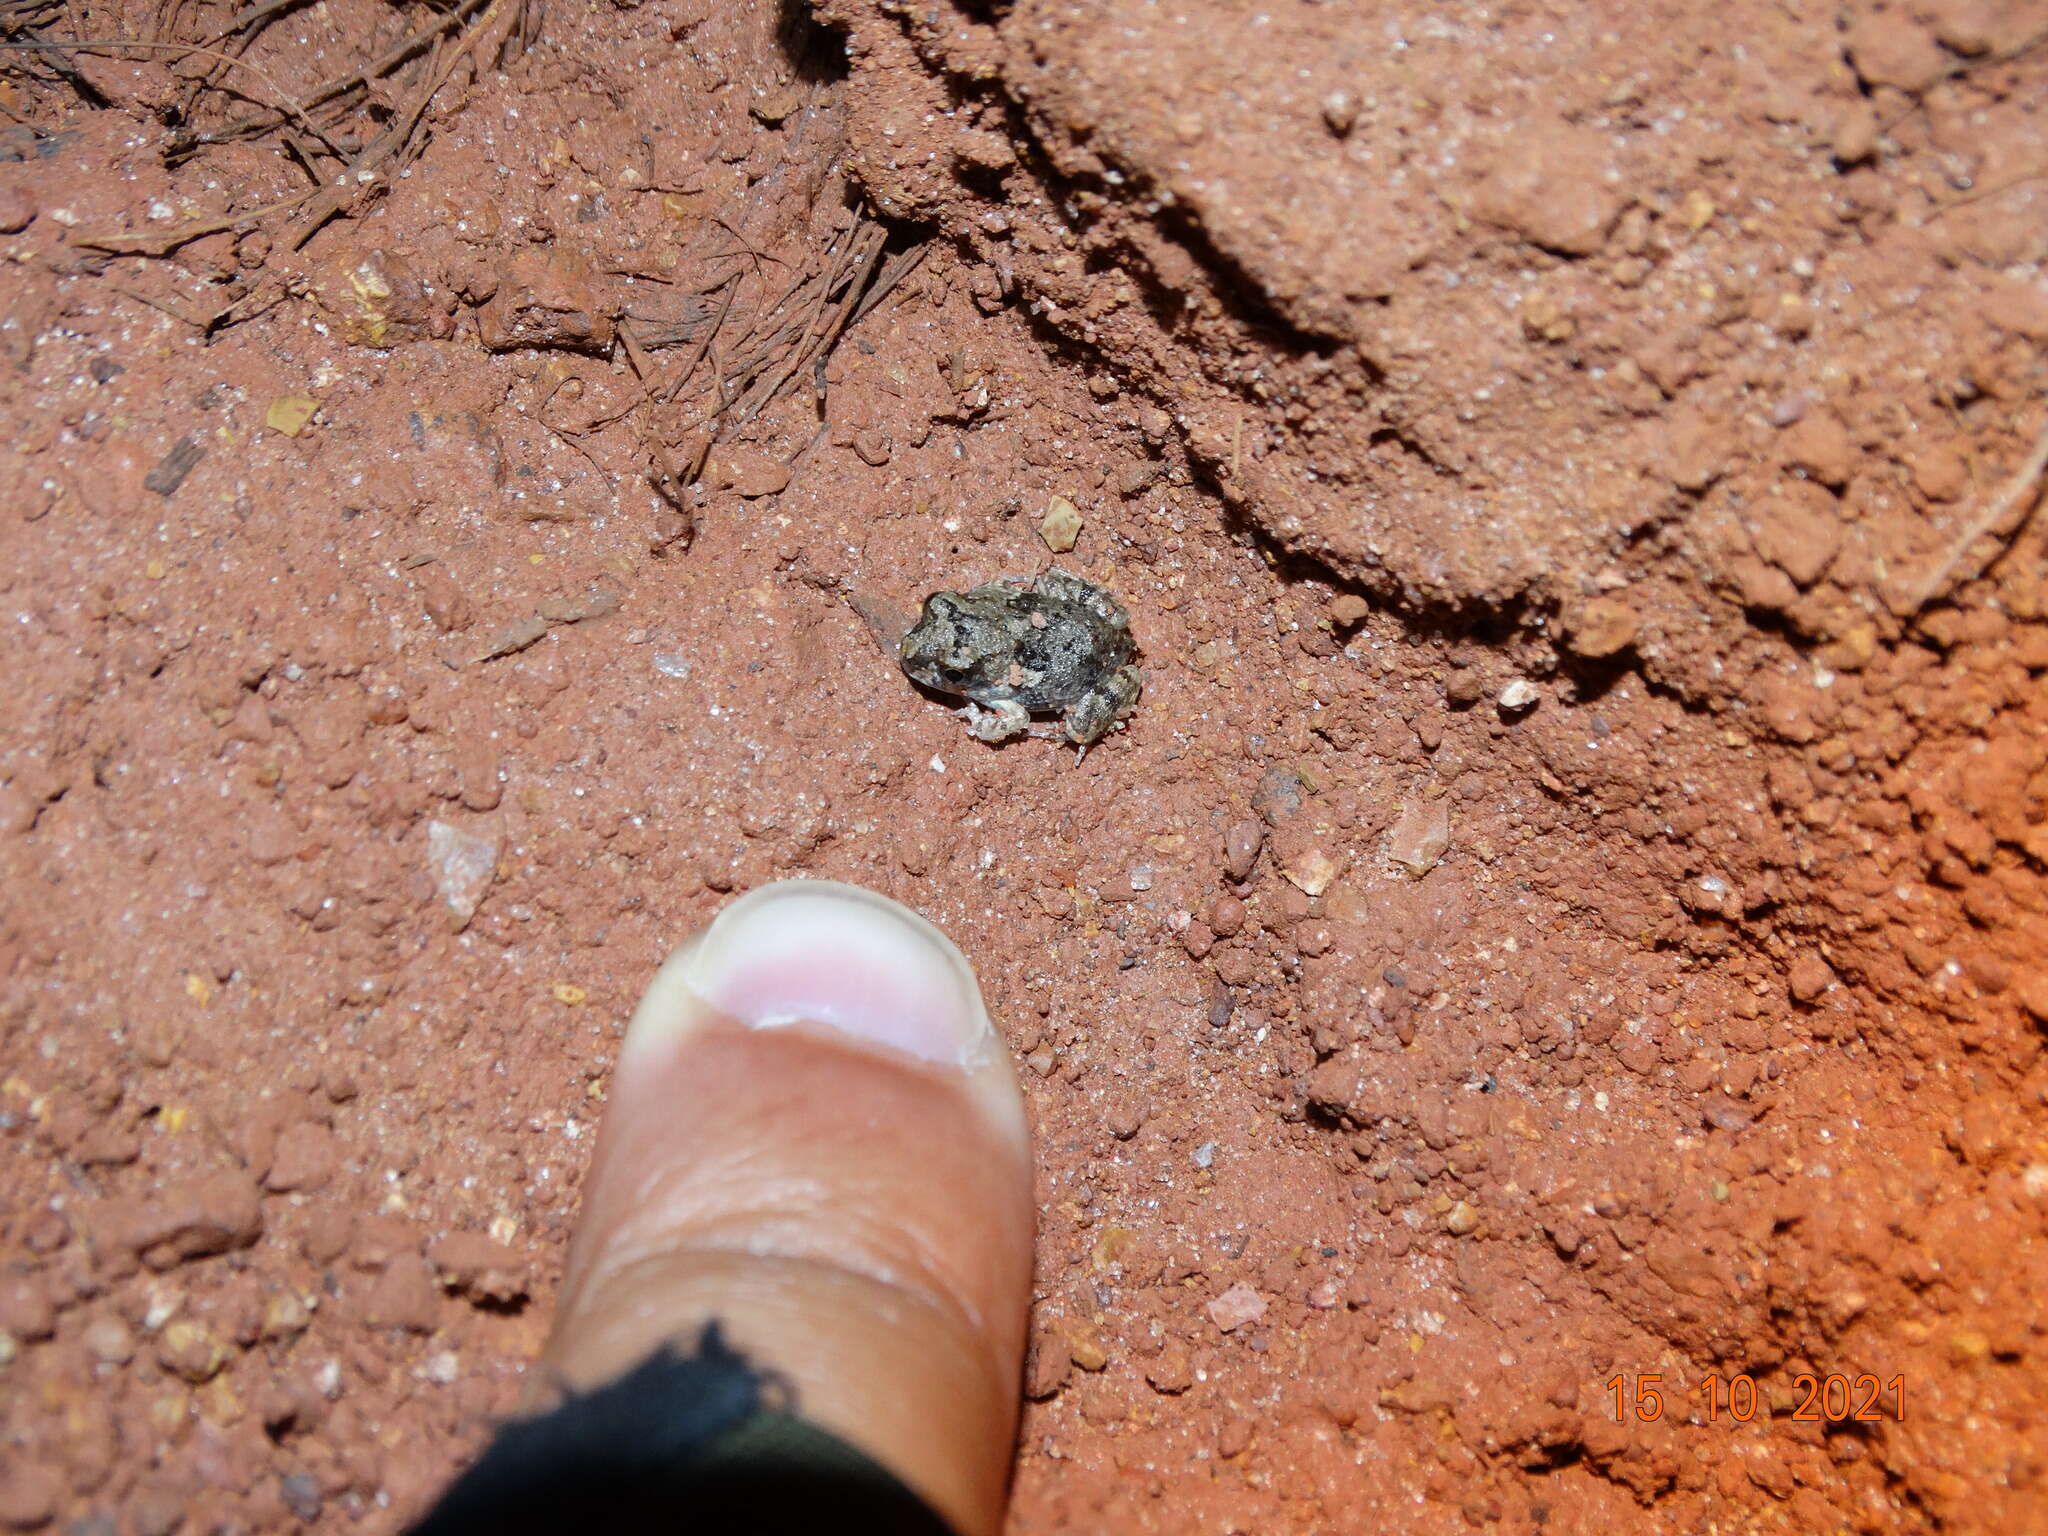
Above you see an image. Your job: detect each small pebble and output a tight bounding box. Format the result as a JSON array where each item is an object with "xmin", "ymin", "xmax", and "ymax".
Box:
[
  {"xmin": 1562, "ymin": 597, "xmax": 1640, "ymax": 658},
  {"xmin": 261, "ymin": 1292, "xmax": 311, "ymax": 1341},
  {"xmin": 426, "ymin": 818, "xmax": 498, "ymax": 931},
  {"xmin": 710, "ymin": 446, "xmax": 790, "ymax": 498},
  {"xmin": 0, "ymin": 1461, "xmax": 58, "ymax": 1530},
  {"xmin": 1068, "ymin": 1331, "xmax": 1109, "ymax": 1372},
  {"xmin": 1295, "ymin": 921, "xmax": 1333, "ymax": 958},
  {"xmin": 1223, "ymin": 820, "xmax": 1264, "ymax": 882},
  {"xmin": 266, "ymin": 395, "xmax": 320, "ymax": 437},
  {"xmin": 1787, "ymin": 952, "xmax": 1834, "ymax": 1003},
  {"xmin": 1206, "ymin": 984, "xmax": 1235, "ymax": 1030},
  {"xmin": 1386, "ymin": 798, "xmax": 1452, "ymax": 876},
  {"xmin": 1498, "ymin": 679, "xmax": 1540, "ymax": 711},
  {"xmin": 1193, "ymin": 1140, "xmax": 1217, "ymax": 1169},
  {"xmin": 1280, "ymin": 846, "xmax": 1342, "ymax": 896},
  {"xmin": 264, "ymin": 1121, "xmax": 338, "ymax": 1194},
  {"xmin": 1911, "ymin": 444, "xmax": 1967, "ymax": 503},
  {"xmin": 83, "ymin": 1315, "xmax": 136, "ymax": 1365},
  {"xmin": 1206, "ymin": 1282, "xmax": 1268, "ymax": 1333},
  {"xmin": 0, "ymin": 184, "xmax": 36, "ymax": 234},
  {"xmin": 1251, "ymin": 767, "xmax": 1306, "ymax": 824},
  {"xmin": 1471, "ymin": 118, "xmax": 1622, "ymax": 255},
  {"xmin": 1702, "ymin": 1096, "xmax": 1756, "ymax": 1132},
  {"xmin": 1445, "ymin": 1201, "xmax": 1480, "ymax": 1236},
  {"xmin": 429, "ymin": 1233, "xmax": 531, "ymax": 1305},
  {"xmin": 1830, "ymin": 98, "xmax": 1879, "ymax": 163},
  {"xmin": 279, "ymin": 1472, "xmax": 323, "ymax": 1522},
  {"xmin": 2016, "ymin": 975, "xmax": 2048, "ymax": 1024},
  {"xmin": 1769, "ymin": 393, "xmax": 1811, "ymax": 427},
  {"xmin": 1145, "ymin": 1349, "xmax": 1193, "ymax": 1394},
  {"xmin": 1209, "ymin": 894, "xmax": 1246, "ymax": 937},
  {"xmin": 1115, "ymin": 460, "xmax": 1159, "ymax": 496},
  {"xmin": 1024, "ymin": 1327, "xmax": 1071, "ymax": 1399},
  {"xmin": 1039, "ymin": 495, "xmax": 1082, "ymax": 553},
  {"xmin": 363, "ymin": 1259, "xmax": 440, "ymax": 1333},
  {"xmin": 111, "ymin": 1171, "xmax": 262, "ymax": 1269},
  {"xmin": 1328, "ymin": 593, "xmax": 1370, "ymax": 628},
  {"xmin": 1445, "ymin": 668, "xmax": 1488, "ymax": 707},
  {"xmin": 157, "ymin": 1319, "xmax": 228, "ymax": 1383},
  {"xmin": 749, "ymin": 85, "xmax": 801, "ymax": 124},
  {"xmin": 0, "ymin": 1275, "xmax": 54, "ymax": 1341}
]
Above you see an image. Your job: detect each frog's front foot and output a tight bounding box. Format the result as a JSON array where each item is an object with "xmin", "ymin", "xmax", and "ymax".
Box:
[{"xmin": 959, "ymin": 699, "xmax": 1031, "ymax": 743}]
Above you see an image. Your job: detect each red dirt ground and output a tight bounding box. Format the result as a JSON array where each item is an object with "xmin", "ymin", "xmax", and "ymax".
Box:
[{"xmin": 1, "ymin": 0, "xmax": 2045, "ymax": 1531}]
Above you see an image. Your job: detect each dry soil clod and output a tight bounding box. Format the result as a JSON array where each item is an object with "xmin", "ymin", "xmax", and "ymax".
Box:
[{"xmin": 1898, "ymin": 418, "xmax": 2048, "ymax": 616}]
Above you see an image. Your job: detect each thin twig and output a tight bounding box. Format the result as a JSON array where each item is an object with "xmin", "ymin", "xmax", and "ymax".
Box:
[
  {"xmin": 207, "ymin": 271, "xmax": 288, "ymax": 331},
  {"xmin": 177, "ymin": 0, "xmax": 312, "ymax": 136},
  {"xmin": 169, "ymin": 0, "xmax": 490, "ymax": 152},
  {"xmin": 2, "ymin": 24, "xmax": 111, "ymax": 107},
  {"xmin": 1923, "ymin": 169, "xmax": 2048, "ymax": 224},
  {"xmin": 205, "ymin": 0, "xmax": 313, "ymax": 46},
  {"xmin": 1877, "ymin": 24, "xmax": 2048, "ymax": 135},
  {"xmin": 734, "ymin": 244, "xmax": 851, "ymax": 415},
  {"xmin": 659, "ymin": 275, "xmax": 740, "ymax": 406},
  {"xmin": 276, "ymin": 0, "xmax": 507, "ymax": 251},
  {"xmin": 1901, "ymin": 418, "xmax": 2048, "ymax": 614},
  {"xmin": 645, "ymin": 221, "xmax": 907, "ymax": 444},
  {"xmin": 703, "ymin": 214, "xmax": 784, "ymax": 284},
  {"xmin": 756, "ymin": 230, "xmax": 884, "ymax": 417},
  {"xmin": 736, "ymin": 222, "xmax": 887, "ymax": 420},
  {"xmin": 73, "ymin": 190, "xmax": 314, "ymax": 254},
  {"xmin": 0, "ymin": 37, "xmax": 320, "ymax": 138},
  {"xmin": 538, "ymin": 416, "xmax": 618, "ymax": 511},
  {"xmin": 0, "ymin": 0, "xmax": 64, "ymax": 27},
  {"xmin": 849, "ymin": 241, "xmax": 928, "ymax": 327},
  {"xmin": 104, "ymin": 280, "xmax": 214, "ymax": 327}
]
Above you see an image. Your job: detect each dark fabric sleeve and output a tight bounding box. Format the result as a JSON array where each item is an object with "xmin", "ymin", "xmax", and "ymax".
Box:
[{"xmin": 408, "ymin": 1323, "xmax": 958, "ymax": 1536}]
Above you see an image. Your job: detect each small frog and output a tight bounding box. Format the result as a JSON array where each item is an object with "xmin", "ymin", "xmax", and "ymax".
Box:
[{"xmin": 899, "ymin": 569, "xmax": 1141, "ymax": 754}]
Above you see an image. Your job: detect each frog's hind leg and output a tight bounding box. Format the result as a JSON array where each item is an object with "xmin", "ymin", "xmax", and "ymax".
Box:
[
  {"xmin": 1031, "ymin": 568, "xmax": 1096, "ymax": 604},
  {"xmin": 1062, "ymin": 665, "xmax": 1142, "ymax": 754}
]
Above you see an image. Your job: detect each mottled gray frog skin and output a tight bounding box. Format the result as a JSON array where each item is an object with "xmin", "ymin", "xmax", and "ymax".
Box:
[{"xmin": 899, "ymin": 569, "xmax": 1142, "ymax": 751}]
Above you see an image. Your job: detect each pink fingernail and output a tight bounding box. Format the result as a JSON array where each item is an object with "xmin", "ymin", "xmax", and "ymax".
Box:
[{"xmin": 633, "ymin": 881, "xmax": 996, "ymax": 1069}]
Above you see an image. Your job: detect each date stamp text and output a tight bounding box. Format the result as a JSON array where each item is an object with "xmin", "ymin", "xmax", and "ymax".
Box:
[{"xmin": 1608, "ymin": 1372, "xmax": 1906, "ymax": 1424}]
